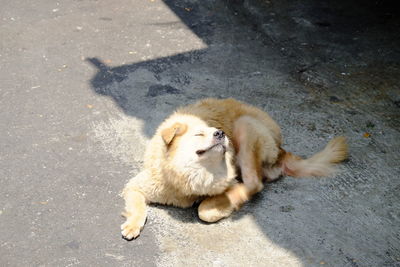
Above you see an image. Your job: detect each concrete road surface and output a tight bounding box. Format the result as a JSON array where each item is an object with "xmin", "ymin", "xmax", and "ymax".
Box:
[{"xmin": 1, "ymin": 0, "xmax": 399, "ymax": 266}]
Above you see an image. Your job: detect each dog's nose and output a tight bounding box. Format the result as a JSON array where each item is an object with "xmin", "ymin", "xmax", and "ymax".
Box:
[{"xmin": 213, "ymin": 130, "xmax": 225, "ymax": 140}]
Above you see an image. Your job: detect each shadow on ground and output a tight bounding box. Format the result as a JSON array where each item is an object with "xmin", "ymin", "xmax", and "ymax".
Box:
[{"xmin": 88, "ymin": 0, "xmax": 400, "ymax": 265}]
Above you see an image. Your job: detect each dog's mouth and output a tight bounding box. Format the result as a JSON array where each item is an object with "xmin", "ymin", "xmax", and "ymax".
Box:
[{"xmin": 196, "ymin": 143, "xmax": 226, "ymax": 156}]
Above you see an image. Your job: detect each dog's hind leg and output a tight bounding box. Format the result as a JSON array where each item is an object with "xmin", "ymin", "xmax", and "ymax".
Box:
[
  {"xmin": 233, "ymin": 116, "xmax": 280, "ymax": 194},
  {"xmin": 198, "ymin": 183, "xmax": 249, "ymax": 222}
]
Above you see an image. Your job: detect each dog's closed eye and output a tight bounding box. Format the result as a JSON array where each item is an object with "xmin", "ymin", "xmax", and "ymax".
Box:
[{"xmin": 196, "ymin": 150, "xmax": 206, "ymax": 155}]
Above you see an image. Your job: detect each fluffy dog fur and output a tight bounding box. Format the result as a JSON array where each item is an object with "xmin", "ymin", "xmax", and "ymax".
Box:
[{"xmin": 121, "ymin": 98, "xmax": 348, "ymax": 239}]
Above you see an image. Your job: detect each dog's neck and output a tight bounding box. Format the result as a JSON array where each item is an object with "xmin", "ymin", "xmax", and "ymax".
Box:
[{"xmin": 182, "ymin": 151, "xmax": 236, "ymax": 196}]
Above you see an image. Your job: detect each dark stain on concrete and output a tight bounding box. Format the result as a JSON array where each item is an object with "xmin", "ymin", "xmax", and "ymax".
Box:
[
  {"xmin": 146, "ymin": 84, "xmax": 181, "ymax": 97},
  {"xmin": 65, "ymin": 240, "xmax": 80, "ymax": 250}
]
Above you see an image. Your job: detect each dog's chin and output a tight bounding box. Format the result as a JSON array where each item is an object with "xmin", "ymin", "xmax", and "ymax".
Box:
[
  {"xmin": 196, "ymin": 143, "xmax": 226, "ymax": 156},
  {"xmin": 210, "ymin": 143, "xmax": 226, "ymax": 154}
]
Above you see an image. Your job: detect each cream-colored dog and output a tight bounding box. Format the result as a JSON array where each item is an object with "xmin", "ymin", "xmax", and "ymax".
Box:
[{"xmin": 121, "ymin": 98, "xmax": 348, "ymax": 239}]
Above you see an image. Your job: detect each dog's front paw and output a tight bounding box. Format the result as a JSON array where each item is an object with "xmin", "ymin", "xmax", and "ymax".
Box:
[
  {"xmin": 198, "ymin": 194, "xmax": 234, "ymax": 223},
  {"xmin": 121, "ymin": 218, "xmax": 145, "ymax": 240}
]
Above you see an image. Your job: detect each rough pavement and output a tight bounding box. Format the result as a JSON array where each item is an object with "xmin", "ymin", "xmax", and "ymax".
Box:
[{"xmin": 1, "ymin": 0, "xmax": 399, "ymax": 266}]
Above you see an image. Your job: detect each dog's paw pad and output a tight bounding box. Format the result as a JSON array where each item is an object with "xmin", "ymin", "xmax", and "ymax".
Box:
[{"xmin": 121, "ymin": 220, "xmax": 142, "ymax": 240}]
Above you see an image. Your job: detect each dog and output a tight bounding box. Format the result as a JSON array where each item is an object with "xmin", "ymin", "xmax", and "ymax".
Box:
[{"xmin": 121, "ymin": 98, "xmax": 348, "ymax": 240}]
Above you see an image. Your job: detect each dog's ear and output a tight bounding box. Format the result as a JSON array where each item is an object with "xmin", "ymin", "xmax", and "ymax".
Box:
[{"xmin": 161, "ymin": 122, "xmax": 187, "ymax": 145}]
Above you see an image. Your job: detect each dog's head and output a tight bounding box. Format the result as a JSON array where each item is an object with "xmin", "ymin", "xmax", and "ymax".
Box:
[
  {"xmin": 158, "ymin": 115, "xmax": 236, "ymax": 195},
  {"xmin": 162, "ymin": 121, "xmax": 229, "ymax": 164}
]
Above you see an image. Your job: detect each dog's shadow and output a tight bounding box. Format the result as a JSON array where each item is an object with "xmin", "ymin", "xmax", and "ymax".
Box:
[
  {"xmin": 151, "ymin": 203, "xmax": 200, "ymax": 224},
  {"xmin": 151, "ymin": 179, "xmax": 279, "ymax": 225}
]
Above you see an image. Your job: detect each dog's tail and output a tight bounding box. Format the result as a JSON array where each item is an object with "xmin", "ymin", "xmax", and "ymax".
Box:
[{"xmin": 277, "ymin": 136, "xmax": 348, "ymax": 178}]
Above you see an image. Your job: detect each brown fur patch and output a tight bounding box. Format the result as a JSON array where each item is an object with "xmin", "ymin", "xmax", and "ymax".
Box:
[{"xmin": 161, "ymin": 122, "xmax": 187, "ymax": 145}]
